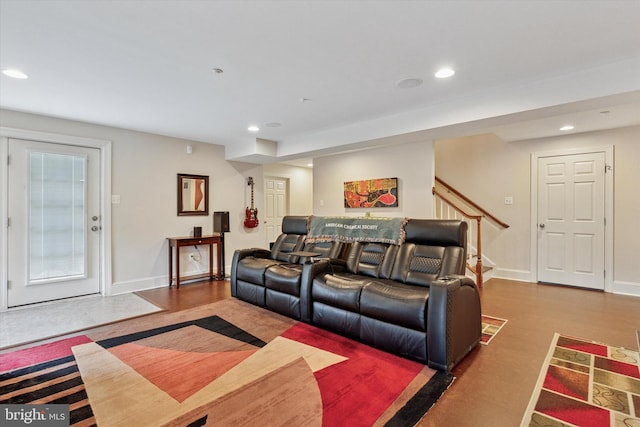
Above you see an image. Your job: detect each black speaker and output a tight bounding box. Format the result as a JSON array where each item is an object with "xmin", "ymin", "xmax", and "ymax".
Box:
[{"xmin": 213, "ymin": 211, "xmax": 230, "ymax": 233}]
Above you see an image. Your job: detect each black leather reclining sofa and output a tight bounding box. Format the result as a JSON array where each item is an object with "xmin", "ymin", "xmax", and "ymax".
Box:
[{"xmin": 231, "ymin": 216, "xmax": 481, "ymax": 372}]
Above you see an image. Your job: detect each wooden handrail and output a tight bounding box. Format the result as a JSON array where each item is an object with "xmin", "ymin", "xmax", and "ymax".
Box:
[{"xmin": 435, "ymin": 177, "xmax": 510, "ymax": 229}]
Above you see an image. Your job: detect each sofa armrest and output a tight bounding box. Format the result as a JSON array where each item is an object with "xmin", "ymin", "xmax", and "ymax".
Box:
[
  {"xmin": 426, "ymin": 275, "xmax": 481, "ymax": 372},
  {"xmin": 230, "ymin": 248, "xmax": 272, "ymax": 296},
  {"xmin": 299, "ymin": 259, "xmax": 348, "ymax": 323}
]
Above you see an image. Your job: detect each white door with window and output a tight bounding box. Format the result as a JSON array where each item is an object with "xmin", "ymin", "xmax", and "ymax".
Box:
[
  {"xmin": 537, "ymin": 152, "xmax": 605, "ymax": 290},
  {"xmin": 264, "ymin": 177, "xmax": 288, "ymax": 247},
  {"xmin": 7, "ymin": 139, "xmax": 101, "ymax": 307}
]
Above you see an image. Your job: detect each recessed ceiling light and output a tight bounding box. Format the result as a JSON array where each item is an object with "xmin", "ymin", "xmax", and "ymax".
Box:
[
  {"xmin": 559, "ymin": 125, "xmax": 574, "ymax": 131},
  {"xmin": 264, "ymin": 122, "xmax": 282, "ymax": 128},
  {"xmin": 2, "ymin": 69, "xmax": 28, "ymax": 79},
  {"xmin": 247, "ymin": 125, "xmax": 260, "ymax": 132},
  {"xmin": 307, "ymin": 162, "xmax": 313, "ymax": 167},
  {"xmin": 396, "ymin": 78, "xmax": 423, "ymax": 89},
  {"xmin": 435, "ymin": 68, "xmax": 455, "ymax": 79}
]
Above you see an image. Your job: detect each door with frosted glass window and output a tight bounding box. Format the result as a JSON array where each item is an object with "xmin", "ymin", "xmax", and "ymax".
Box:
[{"xmin": 7, "ymin": 139, "xmax": 101, "ymax": 307}]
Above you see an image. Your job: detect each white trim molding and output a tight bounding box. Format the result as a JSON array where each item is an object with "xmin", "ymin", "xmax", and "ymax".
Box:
[
  {"xmin": 611, "ymin": 280, "xmax": 640, "ymax": 298},
  {"xmin": 493, "ymin": 268, "xmax": 534, "ymax": 283},
  {"xmin": 110, "ymin": 275, "xmax": 168, "ymax": 296}
]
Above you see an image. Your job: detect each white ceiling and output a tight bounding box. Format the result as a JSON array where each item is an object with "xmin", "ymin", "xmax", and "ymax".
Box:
[{"xmin": 1, "ymin": 0, "xmax": 639, "ymax": 164}]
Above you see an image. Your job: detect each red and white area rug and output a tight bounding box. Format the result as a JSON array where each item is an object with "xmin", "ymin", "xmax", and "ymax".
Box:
[
  {"xmin": 1, "ymin": 299, "xmax": 453, "ymax": 426},
  {"xmin": 521, "ymin": 333, "xmax": 640, "ymax": 427}
]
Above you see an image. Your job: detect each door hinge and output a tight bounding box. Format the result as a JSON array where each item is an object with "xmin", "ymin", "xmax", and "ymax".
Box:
[
  {"xmin": 7, "ymin": 280, "xmax": 11, "ymax": 290},
  {"xmin": 6, "ymin": 217, "xmax": 10, "ymax": 228},
  {"xmin": 7, "ymin": 155, "xmax": 10, "ymax": 166}
]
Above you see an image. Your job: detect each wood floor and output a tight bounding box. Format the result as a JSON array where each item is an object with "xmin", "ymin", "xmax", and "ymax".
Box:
[{"xmin": 137, "ymin": 277, "xmax": 640, "ymax": 427}]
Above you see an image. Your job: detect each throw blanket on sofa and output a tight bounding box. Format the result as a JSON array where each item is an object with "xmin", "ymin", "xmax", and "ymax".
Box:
[{"xmin": 307, "ymin": 216, "xmax": 408, "ymax": 245}]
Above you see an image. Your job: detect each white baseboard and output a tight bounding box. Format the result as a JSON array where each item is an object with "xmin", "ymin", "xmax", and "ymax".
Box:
[
  {"xmin": 492, "ymin": 268, "xmax": 533, "ymax": 283},
  {"xmin": 611, "ymin": 280, "xmax": 640, "ymax": 297},
  {"xmin": 491, "ymin": 269, "xmax": 640, "ymax": 298},
  {"xmin": 108, "ymin": 267, "xmax": 231, "ymax": 296},
  {"xmin": 109, "ymin": 275, "xmax": 168, "ymax": 296}
]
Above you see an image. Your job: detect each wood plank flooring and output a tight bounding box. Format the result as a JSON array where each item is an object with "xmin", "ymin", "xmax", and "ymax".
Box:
[
  {"xmin": 138, "ymin": 278, "xmax": 640, "ymax": 427},
  {"xmin": 137, "ymin": 279, "xmax": 231, "ymax": 312}
]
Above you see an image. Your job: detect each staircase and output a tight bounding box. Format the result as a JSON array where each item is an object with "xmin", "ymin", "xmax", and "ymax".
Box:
[{"xmin": 433, "ymin": 177, "xmax": 510, "ymax": 288}]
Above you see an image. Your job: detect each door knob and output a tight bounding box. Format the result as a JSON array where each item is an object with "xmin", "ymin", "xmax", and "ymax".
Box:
[
  {"xmin": 92, "ymin": 216, "xmax": 99, "ymax": 221},
  {"xmin": 539, "ymin": 223, "xmax": 545, "ymax": 229},
  {"xmin": 91, "ymin": 225, "xmax": 101, "ymax": 232}
]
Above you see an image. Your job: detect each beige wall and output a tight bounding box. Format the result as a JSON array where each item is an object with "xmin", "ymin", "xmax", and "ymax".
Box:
[
  {"xmin": 435, "ymin": 125, "xmax": 640, "ymax": 295},
  {"xmin": 3, "ymin": 108, "xmax": 636, "ymax": 298},
  {"xmin": 313, "ymin": 140, "xmax": 434, "ymax": 218},
  {"xmin": 0, "ymin": 109, "xmax": 270, "ymax": 296}
]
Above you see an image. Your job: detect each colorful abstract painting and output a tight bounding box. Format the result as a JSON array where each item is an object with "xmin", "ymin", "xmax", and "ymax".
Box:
[{"xmin": 344, "ymin": 177, "xmax": 398, "ymax": 208}]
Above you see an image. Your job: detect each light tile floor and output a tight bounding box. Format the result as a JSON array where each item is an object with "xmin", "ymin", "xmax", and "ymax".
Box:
[{"xmin": 0, "ymin": 293, "xmax": 163, "ymax": 349}]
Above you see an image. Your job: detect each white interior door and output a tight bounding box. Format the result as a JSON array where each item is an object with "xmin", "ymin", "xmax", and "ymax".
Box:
[
  {"xmin": 7, "ymin": 138, "xmax": 101, "ymax": 307},
  {"xmin": 537, "ymin": 152, "xmax": 605, "ymax": 290},
  {"xmin": 264, "ymin": 176, "xmax": 288, "ymax": 247}
]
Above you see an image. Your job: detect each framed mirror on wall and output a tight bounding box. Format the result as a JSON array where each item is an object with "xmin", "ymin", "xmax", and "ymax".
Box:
[{"xmin": 177, "ymin": 173, "xmax": 209, "ymax": 216}]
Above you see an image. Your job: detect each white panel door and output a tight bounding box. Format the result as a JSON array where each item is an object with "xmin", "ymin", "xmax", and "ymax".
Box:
[
  {"xmin": 264, "ymin": 176, "xmax": 288, "ymax": 247},
  {"xmin": 537, "ymin": 152, "xmax": 605, "ymax": 289},
  {"xmin": 7, "ymin": 139, "xmax": 101, "ymax": 307}
]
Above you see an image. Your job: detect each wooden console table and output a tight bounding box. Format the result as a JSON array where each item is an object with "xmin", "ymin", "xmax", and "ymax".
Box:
[{"xmin": 167, "ymin": 234, "xmax": 222, "ymax": 288}]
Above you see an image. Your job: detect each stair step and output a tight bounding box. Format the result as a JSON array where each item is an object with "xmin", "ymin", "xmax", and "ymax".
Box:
[
  {"xmin": 467, "ymin": 253, "xmax": 493, "ymax": 274},
  {"xmin": 466, "ymin": 263, "xmax": 493, "ymax": 274}
]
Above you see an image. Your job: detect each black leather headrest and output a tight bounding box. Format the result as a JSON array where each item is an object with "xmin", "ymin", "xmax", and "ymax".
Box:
[
  {"xmin": 404, "ymin": 219, "xmax": 467, "ymax": 247},
  {"xmin": 282, "ymin": 216, "xmax": 309, "ymax": 235}
]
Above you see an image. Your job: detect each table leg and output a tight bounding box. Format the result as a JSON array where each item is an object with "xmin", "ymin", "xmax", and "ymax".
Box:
[
  {"xmin": 209, "ymin": 242, "xmax": 214, "ymax": 280},
  {"xmin": 168, "ymin": 244, "xmax": 173, "ymax": 286},
  {"xmin": 176, "ymin": 245, "xmax": 181, "ymax": 289},
  {"xmin": 219, "ymin": 234, "xmax": 225, "ymax": 278}
]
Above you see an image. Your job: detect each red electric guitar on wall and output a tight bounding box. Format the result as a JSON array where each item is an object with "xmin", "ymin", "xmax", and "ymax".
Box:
[{"xmin": 244, "ymin": 177, "xmax": 259, "ymax": 228}]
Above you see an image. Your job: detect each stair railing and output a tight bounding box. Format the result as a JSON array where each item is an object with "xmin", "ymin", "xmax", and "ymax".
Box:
[{"xmin": 433, "ymin": 177, "xmax": 510, "ymax": 288}]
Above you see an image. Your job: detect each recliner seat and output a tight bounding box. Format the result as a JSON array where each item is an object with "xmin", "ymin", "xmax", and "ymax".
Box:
[
  {"xmin": 301, "ymin": 219, "xmax": 481, "ymax": 370},
  {"xmin": 264, "ymin": 240, "xmax": 343, "ymax": 319},
  {"xmin": 231, "ymin": 216, "xmax": 308, "ymax": 307},
  {"xmin": 231, "ymin": 216, "xmax": 343, "ymax": 320}
]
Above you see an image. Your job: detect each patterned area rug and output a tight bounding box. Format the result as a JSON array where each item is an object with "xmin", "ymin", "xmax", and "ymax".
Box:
[
  {"xmin": 521, "ymin": 333, "xmax": 640, "ymax": 427},
  {"xmin": 481, "ymin": 315, "xmax": 507, "ymax": 345},
  {"xmin": 1, "ymin": 299, "xmax": 453, "ymax": 426}
]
